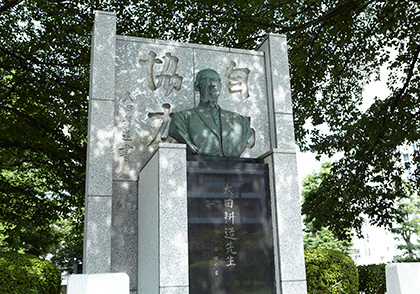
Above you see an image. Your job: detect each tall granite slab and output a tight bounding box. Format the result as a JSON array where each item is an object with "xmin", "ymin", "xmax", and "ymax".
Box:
[
  {"xmin": 85, "ymin": 11, "xmax": 307, "ymax": 294},
  {"xmin": 84, "ymin": 11, "xmax": 116, "ymax": 274},
  {"xmin": 261, "ymin": 150, "xmax": 307, "ymax": 292},
  {"xmin": 138, "ymin": 144, "xmax": 188, "ymax": 294}
]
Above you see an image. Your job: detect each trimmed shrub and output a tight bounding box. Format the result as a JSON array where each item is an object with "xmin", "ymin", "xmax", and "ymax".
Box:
[
  {"xmin": 0, "ymin": 252, "xmax": 61, "ymax": 294},
  {"xmin": 305, "ymin": 249, "xmax": 358, "ymax": 293},
  {"xmin": 396, "ymin": 255, "xmax": 420, "ymax": 262},
  {"xmin": 357, "ymin": 263, "xmax": 386, "ymax": 294}
]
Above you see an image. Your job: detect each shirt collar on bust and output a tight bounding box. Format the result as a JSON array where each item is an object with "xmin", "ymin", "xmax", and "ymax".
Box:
[{"xmin": 199, "ymin": 101, "xmax": 220, "ymax": 109}]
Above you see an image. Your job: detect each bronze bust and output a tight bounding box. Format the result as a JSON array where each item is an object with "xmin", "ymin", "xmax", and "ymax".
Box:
[{"xmin": 168, "ymin": 69, "xmax": 252, "ymax": 157}]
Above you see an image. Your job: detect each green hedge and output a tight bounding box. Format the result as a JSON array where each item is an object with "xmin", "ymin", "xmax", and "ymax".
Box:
[
  {"xmin": 305, "ymin": 249, "xmax": 358, "ymax": 293},
  {"xmin": 357, "ymin": 263, "xmax": 386, "ymax": 294},
  {"xmin": 0, "ymin": 252, "xmax": 61, "ymax": 294}
]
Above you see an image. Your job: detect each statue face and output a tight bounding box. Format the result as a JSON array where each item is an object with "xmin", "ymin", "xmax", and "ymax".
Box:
[{"xmin": 196, "ymin": 70, "xmax": 221, "ymax": 103}]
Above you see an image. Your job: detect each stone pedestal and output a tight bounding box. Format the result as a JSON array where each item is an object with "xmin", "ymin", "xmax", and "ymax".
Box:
[
  {"xmin": 67, "ymin": 273, "xmax": 129, "ymax": 294},
  {"xmin": 136, "ymin": 145, "xmax": 306, "ymax": 294},
  {"xmin": 386, "ymin": 263, "xmax": 420, "ymax": 294}
]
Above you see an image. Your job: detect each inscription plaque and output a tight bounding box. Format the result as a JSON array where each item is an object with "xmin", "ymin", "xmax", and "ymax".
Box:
[{"xmin": 187, "ymin": 156, "xmax": 275, "ymax": 293}]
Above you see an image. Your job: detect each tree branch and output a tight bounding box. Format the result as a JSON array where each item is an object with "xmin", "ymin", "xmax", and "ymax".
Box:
[
  {"xmin": 366, "ymin": 42, "xmax": 420, "ymax": 155},
  {"xmin": 0, "ymin": 78, "xmax": 24, "ymax": 106},
  {"xmin": 0, "ymin": 42, "xmax": 77, "ymax": 68},
  {"xmin": 0, "ymin": 160, "xmax": 26, "ymax": 168},
  {"xmin": 0, "ymin": 141, "xmax": 49, "ymax": 153},
  {"xmin": 0, "ymin": 105, "xmax": 85, "ymax": 154},
  {"xmin": 0, "ymin": 0, "xmax": 23, "ymax": 13},
  {"xmin": 287, "ymin": 0, "xmax": 358, "ymax": 36}
]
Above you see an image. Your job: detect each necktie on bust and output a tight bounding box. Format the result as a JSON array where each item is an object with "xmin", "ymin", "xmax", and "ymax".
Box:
[{"xmin": 208, "ymin": 106, "xmax": 220, "ymax": 126}]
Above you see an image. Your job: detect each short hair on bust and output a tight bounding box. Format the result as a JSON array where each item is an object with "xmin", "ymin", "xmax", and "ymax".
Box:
[{"xmin": 195, "ymin": 69, "xmax": 220, "ymax": 83}]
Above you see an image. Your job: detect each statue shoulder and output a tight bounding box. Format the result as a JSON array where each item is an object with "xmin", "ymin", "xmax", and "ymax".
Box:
[
  {"xmin": 172, "ymin": 108, "xmax": 197, "ymax": 120},
  {"xmin": 221, "ymin": 109, "xmax": 249, "ymax": 123}
]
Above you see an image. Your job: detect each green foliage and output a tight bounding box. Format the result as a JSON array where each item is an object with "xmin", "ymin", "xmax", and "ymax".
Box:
[
  {"xmin": 1, "ymin": 0, "xmax": 87, "ymax": 256},
  {"xmin": 50, "ymin": 216, "xmax": 84, "ymax": 273},
  {"xmin": 302, "ymin": 162, "xmax": 353, "ymax": 248},
  {"xmin": 1, "ymin": 0, "xmax": 419, "ymax": 258},
  {"xmin": 305, "ymin": 249, "xmax": 358, "ymax": 294},
  {"xmin": 357, "ymin": 264, "xmax": 386, "ymax": 294},
  {"xmin": 304, "ymin": 226, "xmax": 353, "ymax": 253},
  {"xmin": 391, "ymin": 193, "xmax": 420, "ymax": 259},
  {"xmin": 0, "ymin": 252, "xmax": 61, "ymax": 294},
  {"xmin": 395, "ymin": 255, "xmax": 420, "ymax": 262}
]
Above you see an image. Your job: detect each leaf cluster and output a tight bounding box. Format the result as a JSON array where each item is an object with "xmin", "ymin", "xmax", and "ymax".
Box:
[
  {"xmin": 391, "ymin": 193, "xmax": 420, "ymax": 258},
  {"xmin": 0, "ymin": 252, "xmax": 61, "ymax": 294},
  {"xmin": 357, "ymin": 263, "xmax": 386, "ymax": 294},
  {"xmin": 1, "ymin": 0, "xmax": 89, "ymax": 256},
  {"xmin": 305, "ymin": 248, "xmax": 358, "ymax": 293},
  {"xmin": 304, "ymin": 226, "xmax": 353, "ymax": 254}
]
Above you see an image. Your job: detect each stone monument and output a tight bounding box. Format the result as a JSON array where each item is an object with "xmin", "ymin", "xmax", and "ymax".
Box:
[{"xmin": 84, "ymin": 10, "xmax": 307, "ymax": 294}]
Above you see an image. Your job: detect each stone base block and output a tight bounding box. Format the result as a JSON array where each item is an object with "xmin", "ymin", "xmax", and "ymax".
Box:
[
  {"xmin": 67, "ymin": 273, "xmax": 129, "ymax": 294},
  {"xmin": 386, "ymin": 263, "xmax": 420, "ymax": 294}
]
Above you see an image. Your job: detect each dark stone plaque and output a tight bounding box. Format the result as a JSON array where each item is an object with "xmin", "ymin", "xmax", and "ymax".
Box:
[{"xmin": 187, "ymin": 156, "xmax": 275, "ymax": 294}]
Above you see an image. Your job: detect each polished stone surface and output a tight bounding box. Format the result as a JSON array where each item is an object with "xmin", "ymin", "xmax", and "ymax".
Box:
[
  {"xmin": 187, "ymin": 156, "xmax": 275, "ymax": 293},
  {"xmin": 138, "ymin": 150, "xmax": 159, "ymax": 294}
]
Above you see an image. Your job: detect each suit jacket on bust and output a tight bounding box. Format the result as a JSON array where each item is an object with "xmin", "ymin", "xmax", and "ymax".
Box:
[{"xmin": 168, "ymin": 105, "xmax": 252, "ymax": 157}]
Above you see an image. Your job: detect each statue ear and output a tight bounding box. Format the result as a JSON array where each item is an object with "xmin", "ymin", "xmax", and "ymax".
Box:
[{"xmin": 194, "ymin": 80, "xmax": 199, "ymax": 92}]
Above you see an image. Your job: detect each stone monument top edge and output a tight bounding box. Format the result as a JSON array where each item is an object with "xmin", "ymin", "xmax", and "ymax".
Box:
[
  {"xmin": 138, "ymin": 143, "xmax": 187, "ymax": 175},
  {"xmin": 255, "ymin": 33, "xmax": 287, "ymax": 50},
  {"xmin": 93, "ymin": 10, "xmax": 283, "ymax": 54},
  {"xmin": 94, "ymin": 10, "xmax": 116, "ymax": 16},
  {"xmin": 158, "ymin": 142, "xmax": 187, "ymax": 149},
  {"xmin": 266, "ymin": 33, "xmax": 287, "ymax": 38},
  {"xmin": 258, "ymin": 148, "xmax": 297, "ymax": 160},
  {"xmin": 115, "ymin": 34, "xmax": 264, "ymax": 56}
]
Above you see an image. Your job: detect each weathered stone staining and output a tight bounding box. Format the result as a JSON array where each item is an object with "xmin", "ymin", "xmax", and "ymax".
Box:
[{"xmin": 84, "ymin": 10, "xmax": 307, "ymax": 294}]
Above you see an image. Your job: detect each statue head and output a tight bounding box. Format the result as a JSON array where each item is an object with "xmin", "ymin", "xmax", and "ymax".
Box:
[{"xmin": 194, "ymin": 69, "xmax": 221, "ymax": 105}]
